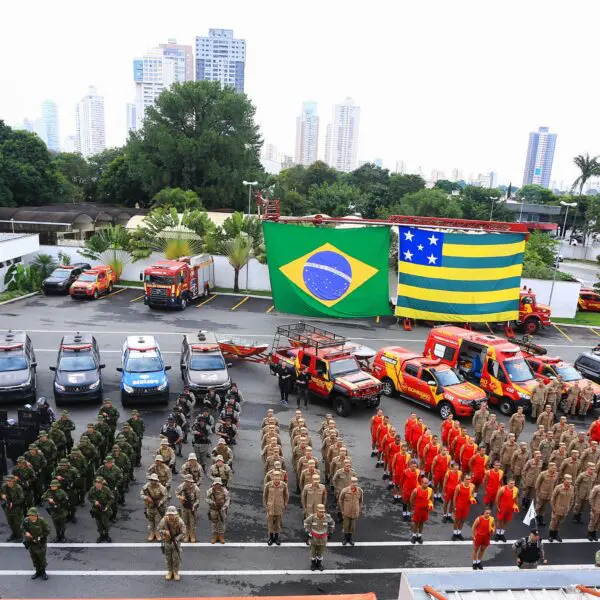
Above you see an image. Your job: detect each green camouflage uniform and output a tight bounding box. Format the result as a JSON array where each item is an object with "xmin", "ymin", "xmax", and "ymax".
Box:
[
  {"xmin": 36, "ymin": 436, "xmax": 58, "ymax": 478},
  {"xmin": 49, "ymin": 425, "xmax": 68, "ymax": 460},
  {"xmin": 96, "ymin": 418, "xmax": 113, "ymax": 457},
  {"xmin": 68, "ymin": 448, "xmax": 89, "ymax": 505},
  {"xmin": 82, "ymin": 426, "xmax": 104, "ymax": 466},
  {"xmin": 23, "ymin": 513, "xmax": 50, "ymax": 576},
  {"xmin": 78, "ymin": 437, "xmax": 100, "ymax": 488},
  {"xmin": 23, "ymin": 449, "xmax": 48, "ymax": 502},
  {"xmin": 1, "ymin": 478, "xmax": 25, "ymax": 539},
  {"xmin": 95, "ymin": 460, "xmax": 123, "ymax": 516},
  {"xmin": 51, "ymin": 461, "xmax": 80, "ymax": 520},
  {"xmin": 12, "ymin": 461, "xmax": 36, "ymax": 508},
  {"xmin": 99, "ymin": 403, "xmax": 120, "ymax": 439},
  {"xmin": 41, "ymin": 484, "xmax": 70, "ymax": 541},
  {"xmin": 127, "ymin": 415, "xmax": 145, "ymax": 466},
  {"xmin": 112, "ymin": 448, "xmax": 132, "ymax": 493},
  {"xmin": 56, "ymin": 414, "xmax": 76, "ymax": 453},
  {"xmin": 88, "ymin": 482, "xmax": 114, "ymax": 540}
]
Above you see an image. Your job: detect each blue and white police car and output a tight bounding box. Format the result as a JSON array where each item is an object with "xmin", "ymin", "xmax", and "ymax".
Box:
[{"xmin": 117, "ymin": 335, "xmax": 171, "ymax": 406}]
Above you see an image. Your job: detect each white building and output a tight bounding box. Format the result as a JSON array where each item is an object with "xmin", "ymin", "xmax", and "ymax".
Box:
[
  {"xmin": 195, "ymin": 29, "xmax": 246, "ymax": 92},
  {"xmin": 325, "ymin": 97, "xmax": 360, "ymax": 172},
  {"xmin": 133, "ymin": 42, "xmax": 192, "ymax": 131},
  {"xmin": 63, "ymin": 135, "xmax": 77, "ymax": 153},
  {"xmin": 295, "ymin": 101, "xmax": 319, "ymax": 166},
  {"xmin": 41, "ymin": 100, "xmax": 60, "ymax": 152},
  {"xmin": 75, "ymin": 86, "xmax": 106, "ymax": 158},
  {"xmin": 395, "ymin": 160, "xmax": 407, "ymax": 174},
  {"xmin": 126, "ymin": 103, "xmax": 137, "ymax": 134}
]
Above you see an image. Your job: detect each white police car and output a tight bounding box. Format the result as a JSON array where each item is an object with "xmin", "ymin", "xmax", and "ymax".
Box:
[{"xmin": 117, "ymin": 335, "xmax": 171, "ymax": 406}]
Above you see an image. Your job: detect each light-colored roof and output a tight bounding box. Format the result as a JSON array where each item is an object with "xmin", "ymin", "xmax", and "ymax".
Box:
[
  {"xmin": 0, "ymin": 233, "xmax": 32, "ymax": 242},
  {"xmin": 125, "ymin": 212, "xmax": 238, "ymax": 231}
]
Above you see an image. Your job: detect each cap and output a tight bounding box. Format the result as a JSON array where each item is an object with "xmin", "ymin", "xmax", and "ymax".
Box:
[
  {"xmin": 27, "ymin": 508, "xmax": 39, "ymax": 516},
  {"xmin": 312, "ymin": 473, "xmax": 320, "ymax": 481},
  {"xmin": 188, "ymin": 453, "xmax": 197, "ymax": 460},
  {"xmin": 160, "ymin": 439, "xmax": 168, "ymax": 445},
  {"xmin": 274, "ymin": 461, "xmax": 282, "ymax": 467},
  {"xmin": 50, "ymin": 479, "xmax": 60, "ymax": 487},
  {"xmin": 38, "ymin": 431, "xmax": 47, "ymax": 437},
  {"xmin": 212, "ymin": 478, "xmax": 223, "ymax": 486},
  {"xmin": 350, "ymin": 477, "xmax": 358, "ymax": 483},
  {"xmin": 17, "ymin": 456, "xmax": 26, "ymax": 462},
  {"xmin": 272, "ymin": 470, "xmax": 282, "ymax": 477},
  {"xmin": 316, "ymin": 504, "xmax": 325, "ymax": 511},
  {"xmin": 87, "ymin": 423, "xmax": 95, "ymax": 428},
  {"xmin": 183, "ymin": 474, "xmax": 194, "ymax": 482},
  {"xmin": 344, "ymin": 459, "xmax": 352, "ymax": 464},
  {"xmin": 5, "ymin": 474, "xmax": 15, "ymax": 481},
  {"xmin": 104, "ymin": 455, "xmax": 114, "ymax": 462},
  {"xmin": 97, "ymin": 414, "xmax": 105, "ymax": 420},
  {"xmin": 94, "ymin": 476, "xmax": 105, "ymax": 484},
  {"xmin": 530, "ymin": 528, "xmax": 539, "ymax": 535},
  {"xmin": 80, "ymin": 435, "xmax": 89, "ymax": 441},
  {"xmin": 103, "ymin": 399, "xmax": 112, "ymax": 404},
  {"xmin": 155, "ymin": 455, "xmax": 164, "ymax": 462},
  {"xmin": 217, "ymin": 439, "xmax": 226, "ymax": 444},
  {"xmin": 59, "ymin": 458, "xmax": 70, "ymax": 465},
  {"xmin": 148, "ymin": 473, "xmax": 159, "ymax": 481},
  {"xmin": 61, "ymin": 410, "xmax": 70, "ymax": 416},
  {"xmin": 166, "ymin": 506, "xmax": 178, "ymax": 515},
  {"xmin": 215, "ymin": 455, "xmax": 224, "ymax": 462},
  {"xmin": 112, "ymin": 445, "xmax": 120, "ymax": 451},
  {"xmin": 29, "ymin": 443, "xmax": 38, "ymax": 449},
  {"xmin": 123, "ymin": 423, "xmax": 131, "ymax": 428},
  {"xmin": 131, "ymin": 409, "xmax": 139, "ymax": 415}
]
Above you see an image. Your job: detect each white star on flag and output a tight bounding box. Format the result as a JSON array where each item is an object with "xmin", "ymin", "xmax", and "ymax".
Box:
[
  {"xmin": 427, "ymin": 254, "xmax": 438, "ymax": 265},
  {"xmin": 428, "ymin": 234, "xmax": 439, "ymax": 246},
  {"xmin": 403, "ymin": 250, "xmax": 413, "ymax": 261},
  {"xmin": 404, "ymin": 230, "xmax": 414, "ymax": 242},
  {"xmin": 417, "ymin": 244, "xmax": 424, "ymax": 251}
]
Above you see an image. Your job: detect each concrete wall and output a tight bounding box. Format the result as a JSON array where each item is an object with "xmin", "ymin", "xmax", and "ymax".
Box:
[
  {"xmin": 0, "ymin": 234, "xmax": 39, "ymax": 293},
  {"xmin": 26, "ymin": 245, "xmax": 273, "ymax": 292},
  {"xmin": 522, "ymin": 277, "xmax": 581, "ymax": 318}
]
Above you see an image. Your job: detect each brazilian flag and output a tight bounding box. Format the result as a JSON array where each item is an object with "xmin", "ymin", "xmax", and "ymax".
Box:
[{"xmin": 263, "ymin": 222, "xmax": 391, "ymax": 318}]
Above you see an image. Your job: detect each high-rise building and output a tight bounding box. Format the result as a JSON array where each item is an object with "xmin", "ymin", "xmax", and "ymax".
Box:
[
  {"xmin": 522, "ymin": 126, "xmax": 557, "ymax": 188},
  {"xmin": 41, "ymin": 100, "xmax": 60, "ymax": 152},
  {"xmin": 126, "ymin": 103, "xmax": 137, "ymax": 134},
  {"xmin": 263, "ymin": 143, "xmax": 279, "ymax": 162},
  {"xmin": 75, "ymin": 86, "xmax": 106, "ymax": 158},
  {"xmin": 451, "ymin": 168, "xmax": 462, "ymax": 182},
  {"xmin": 374, "ymin": 158, "xmax": 383, "ymax": 168},
  {"xmin": 295, "ymin": 101, "xmax": 319, "ymax": 166},
  {"xmin": 325, "ymin": 97, "xmax": 360, "ymax": 172},
  {"xmin": 195, "ymin": 29, "xmax": 246, "ymax": 92},
  {"xmin": 21, "ymin": 118, "xmax": 35, "ymax": 133},
  {"xmin": 63, "ymin": 135, "xmax": 77, "ymax": 153},
  {"xmin": 395, "ymin": 160, "xmax": 407, "ymax": 174},
  {"xmin": 133, "ymin": 41, "xmax": 193, "ymax": 130}
]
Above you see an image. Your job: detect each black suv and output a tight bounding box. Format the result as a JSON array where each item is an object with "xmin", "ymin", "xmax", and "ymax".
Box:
[
  {"xmin": 574, "ymin": 351, "xmax": 600, "ymax": 388},
  {"xmin": 42, "ymin": 263, "xmax": 91, "ymax": 294},
  {"xmin": 50, "ymin": 333, "xmax": 104, "ymax": 406},
  {"xmin": 180, "ymin": 331, "xmax": 231, "ymax": 394},
  {"xmin": 0, "ymin": 331, "xmax": 36, "ymax": 402}
]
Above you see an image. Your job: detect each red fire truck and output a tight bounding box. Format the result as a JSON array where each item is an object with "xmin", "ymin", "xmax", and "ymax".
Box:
[
  {"xmin": 516, "ymin": 287, "xmax": 552, "ymax": 334},
  {"xmin": 143, "ymin": 254, "xmax": 214, "ymax": 310}
]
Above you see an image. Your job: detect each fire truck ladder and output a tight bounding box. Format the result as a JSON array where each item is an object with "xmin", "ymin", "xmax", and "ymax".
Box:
[{"xmin": 272, "ymin": 322, "xmax": 348, "ymax": 356}]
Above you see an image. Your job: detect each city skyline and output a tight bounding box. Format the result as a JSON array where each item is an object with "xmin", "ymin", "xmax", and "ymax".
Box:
[
  {"xmin": 75, "ymin": 86, "xmax": 106, "ymax": 158},
  {"xmin": 295, "ymin": 101, "xmax": 319, "ymax": 166},
  {"xmin": 1, "ymin": 0, "xmax": 599, "ymax": 186},
  {"xmin": 195, "ymin": 28, "xmax": 245, "ymax": 93},
  {"xmin": 522, "ymin": 126, "xmax": 557, "ymax": 189},
  {"xmin": 326, "ymin": 97, "xmax": 361, "ymax": 172}
]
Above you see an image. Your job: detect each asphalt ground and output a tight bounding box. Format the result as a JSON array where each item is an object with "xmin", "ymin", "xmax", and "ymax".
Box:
[{"xmin": 0, "ymin": 289, "xmax": 599, "ymax": 598}]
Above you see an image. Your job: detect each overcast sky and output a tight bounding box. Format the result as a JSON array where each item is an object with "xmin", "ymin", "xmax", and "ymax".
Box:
[{"xmin": 2, "ymin": 0, "xmax": 598, "ymax": 187}]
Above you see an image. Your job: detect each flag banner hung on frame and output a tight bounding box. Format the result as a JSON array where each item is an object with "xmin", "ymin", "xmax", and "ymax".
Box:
[
  {"xmin": 263, "ymin": 221, "xmax": 390, "ymax": 318},
  {"xmin": 395, "ymin": 227, "xmax": 526, "ymax": 323}
]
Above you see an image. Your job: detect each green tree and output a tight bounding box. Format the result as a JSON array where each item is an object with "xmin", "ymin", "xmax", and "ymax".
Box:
[
  {"xmin": 517, "ymin": 184, "xmax": 557, "ymax": 204},
  {"xmin": 0, "ymin": 121, "xmax": 62, "ymax": 206},
  {"xmin": 31, "ymin": 253, "xmax": 57, "ymax": 279},
  {"xmin": 382, "ymin": 188, "xmax": 463, "ymax": 218},
  {"xmin": 80, "ymin": 224, "xmax": 132, "ymax": 279},
  {"xmin": 96, "ymin": 154, "xmax": 149, "ymax": 207},
  {"xmin": 151, "ymin": 187, "xmax": 202, "ymax": 211},
  {"xmin": 572, "ymin": 153, "xmax": 600, "ymax": 196},
  {"xmin": 434, "ymin": 179, "xmax": 461, "ymax": 193},
  {"xmin": 205, "ymin": 212, "xmax": 264, "ymax": 261},
  {"xmin": 459, "ymin": 186, "xmax": 514, "ymax": 222},
  {"xmin": 86, "ymin": 147, "xmax": 126, "ymax": 201},
  {"xmin": 523, "ymin": 230, "xmax": 556, "ymax": 267},
  {"xmin": 222, "ymin": 234, "xmax": 252, "ymax": 293},
  {"xmin": 53, "ymin": 152, "xmax": 90, "ymax": 189},
  {"xmin": 127, "ymin": 81, "xmax": 263, "ymax": 210},
  {"xmin": 388, "ymin": 174, "xmax": 425, "ymax": 203},
  {"xmin": 309, "ymin": 182, "xmax": 367, "ymax": 217},
  {"xmin": 304, "ymin": 161, "xmax": 339, "ymax": 190}
]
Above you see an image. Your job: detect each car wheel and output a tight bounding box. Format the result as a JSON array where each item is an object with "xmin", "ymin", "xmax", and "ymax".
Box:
[
  {"xmin": 382, "ymin": 378, "xmax": 395, "ymax": 397},
  {"xmin": 121, "ymin": 392, "xmax": 130, "ymax": 408},
  {"xmin": 372, "ymin": 396, "xmax": 381, "ymax": 409},
  {"xmin": 148, "ymin": 303, "xmax": 157, "ymax": 310},
  {"xmin": 438, "ymin": 401, "xmax": 455, "ymax": 420},
  {"xmin": 499, "ymin": 398, "xmax": 515, "ymax": 416},
  {"xmin": 179, "ymin": 297, "xmax": 187, "ymax": 311},
  {"xmin": 523, "ymin": 317, "xmax": 541, "ymax": 335},
  {"xmin": 162, "ymin": 392, "xmax": 170, "ymax": 406},
  {"xmin": 334, "ymin": 396, "xmax": 352, "ymax": 418},
  {"xmin": 93, "ymin": 290, "xmax": 99, "ymax": 300},
  {"xmin": 55, "ymin": 396, "xmax": 63, "ymax": 408}
]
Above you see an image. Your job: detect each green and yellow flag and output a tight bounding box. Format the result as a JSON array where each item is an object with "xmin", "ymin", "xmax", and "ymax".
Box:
[{"xmin": 263, "ymin": 222, "xmax": 390, "ymax": 318}]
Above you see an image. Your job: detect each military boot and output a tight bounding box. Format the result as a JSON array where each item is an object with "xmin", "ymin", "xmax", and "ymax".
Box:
[
  {"xmin": 173, "ymin": 571, "xmax": 180, "ymax": 581},
  {"xmin": 548, "ymin": 530, "xmax": 556, "ymax": 542},
  {"xmin": 317, "ymin": 558, "xmax": 324, "ymax": 571},
  {"xmin": 342, "ymin": 533, "xmax": 348, "ymax": 546},
  {"xmin": 587, "ymin": 531, "xmax": 596, "ymax": 542},
  {"xmin": 165, "ymin": 571, "xmax": 173, "ymax": 581},
  {"xmin": 218, "ymin": 534, "xmax": 225, "ymax": 544},
  {"xmin": 572, "ymin": 513, "xmax": 582, "ymax": 524},
  {"xmin": 274, "ymin": 533, "xmax": 281, "ymax": 546},
  {"xmin": 41, "ymin": 571, "xmax": 48, "ymax": 581},
  {"xmin": 31, "ymin": 570, "xmax": 41, "ymax": 580},
  {"xmin": 211, "ymin": 534, "xmax": 218, "ymax": 544},
  {"xmin": 310, "ymin": 559, "xmax": 317, "ymax": 571},
  {"xmin": 348, "ymin": 534, "xmax": 355, "ymax": 546},
  {"xmin": 267, "ymin": 533, "xmax": 274, "ymax": 546}
]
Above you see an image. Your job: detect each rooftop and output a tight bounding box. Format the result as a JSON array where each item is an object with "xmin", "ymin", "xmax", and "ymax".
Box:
[{"xmin": 0, "ymin": 233, "xmax": 33, "ymax": 242}]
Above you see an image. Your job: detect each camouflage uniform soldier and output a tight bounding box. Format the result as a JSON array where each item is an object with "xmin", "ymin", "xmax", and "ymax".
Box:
[
  {"xmin": 147, "ymin": 455, "xmax": 172, "ymax": 489},
  {"xmin": 530, "ymin": 381, "xmax": 546, "ymax": 421},
  {"xmin": 126, "ymin": 410, "xmax": 145, "ymax": 466},
  {"xmin": 88, "ymin": 477, "xmax": 114, "ymax": 543},
  {"xmin": 206, "ymin": 478, "xmax": 230, "ymax": 543},
  {"xmin": 81, "ymin": 424, "xmax": 104, "ymax": 467},
  {"xmin": 99, "ymin": 399, "xmax": 120, "ymax": 443},
  {"xmin": 339, "ymin": 477, "xmax": 364, "ymax": 545},
  {"xmin": 77, "ymin": 436, "xmax": 100, "ymax": 491},
  {"xmin": 96, "ymin": 456, "xmax": 124, "ymax": 518},
  {"xmin": 209, "ymin": 455, "xmax": 232, "ymax": 489},
  {"xmin": 158, "ymin": 506, "xmax": 186, "ymax": 581},
  {"xmin": 304, "ymin": 504, "xmax": 335, "ymax": 571},
  {"xmin": 23, "ymin": 508, "xmax": 50, "ymax": 580},
  {"xmin": 211, "ymin": 439, "xmax": 234, "ymax": 467},
  {"xmin": 49, "ymin": 422, "xmax": 67, "ymax": 460},
  {"xmin": 565, "ymin": 385, "xmax": 580, "ymax": 417},
  {"xmin": 115, "ymin": 433, "xmax": 136, "ymax": 470},
  {"xmin": 181, "ymin": 453, "xmax": 203, "ymax": 486},
  {"xmin": 191, "ymin": 409, "xmax": 213, "ymax": 473},
  {"xmin": 588, "ymin": 484, "xmax": 600, "ymax": 541},
  {"xmin": 157, "ymin": 438, "xmax": 177, "ymax": 474},
  {"xmin": 24, "ymin": 445, "xmax": 47, "ymax": 503},
  {"xmin": 95, "ymin": 415, "xmax": 113, "ymax": 457},
  {"xmin": 11, "ymin": 457, "xmax": 35, "ymax": 509},
  {"xmin": 549, "ymin": 475, "xmax": 574, "ymax": 542},
  {"xmin": 111, "ymin": 444, "xmax": 132, "ymax": 495},
  {"xmin": 140, "ymin": 474, "xmax": 168, "ymax": 541},
  {"xmin": 1, "ymin": 475, "xmax": 25, "ymax": 541},
  {"xmin": 263, "ymin": 471, "xmax": 289, "ymax": 545},
  {"xmin": 578, "ymin": 381, "xmax": 595, "ymax": 419},
  {"xmin": 302, "ymin": 473, "xmax": 327, "ymax": 519},
  {"xmin": 176, "ymin": 475, "xmax": 201, "ymax": 543},
  {"xmin": 56, "ymin": 410, "xmax": 76, "ymax": 454},
  {"xmin": 51, "ymin": 458, "xmax": 79, "ymax": 522},
  {"xmin": 42, "ymin": 479, "xmax": 70, "ymax": 542},
  {"xmin": 573, "ymin": 463, "xmax": 596, "ymax": 524},
  {"xmin": 121, "ymin": 423, "xmax": 140, "ymax": 466},
  {"xmin": 68, "ymin": 446, "xmax": 88, "ymax": 506},
  {"xmin": 37, "ymin": 430, "xmax": 58, "ymax": 472}
]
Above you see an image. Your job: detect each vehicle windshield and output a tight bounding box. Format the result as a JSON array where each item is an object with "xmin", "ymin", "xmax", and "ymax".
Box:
[
  {"xmin": 58, "ymin": 353, "xmax": 96, "ymax": 372},
  {"xmin": 555, "ymin": 364, "xmax": 582, "ymax": 382},
  {"xmin": 190, "ymin": 354, "xmax": 226, "ymax": 371},
  {"xmin": 125, "ymin": 353, "xmax": 163, "ymax": 373},
  {"xmin": 433, "ymin": 368, "xmax": 461, "ymax": 386},
  {"xmin": 78, "ymin": 274, "xmax": 97, "ymax": 282},
  {"xmin": 329, "ymin": 357, "xmax": 360, "ymax": 377},
  {"xmin": 504, "ymin": 358, "xmax": 534, "ymax": 383},
  {"xmin": 0, "ymin": 353, "xmax": 28, "ymax": 372},
  {"xmin": 145, "ymin": 274, "xmax": 174, "ymax": 285},
  {"xmin": 49, "ymin": 269, "xmax": 72, "ymax": 279}
]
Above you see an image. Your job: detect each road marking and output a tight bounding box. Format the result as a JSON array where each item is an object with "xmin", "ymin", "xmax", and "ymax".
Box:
[
  {"xmin": 266, "ymin": 305, "xmax": 274, "ymax": 313},
  {"xmin": 553, "ymin": 323, "xmax": 573, "ymax": 342},
  {"xmin": 130, "ymin": 294, "xmax": 145, "ymax": 303},
  {"xmin": 0, "ymin": 565, "xmax": 593, "ymax": 577},
  {"xmin": 196, "ymin": 294, "xmax": 217, "ymax": 308},
  {"xmin": 0, "ymin": 538, "xmax": 595, "ymax": 549},
  {"xmin": 589, "ymin": 327, "xmax": 600, "ymax": 338},
  {"xmin": 99, "ymin": 288, "xmax": 128, "ymax": 300},
  {"xmin": 231, "ymin": 296, "xmax": 249, "ymax": 311}
]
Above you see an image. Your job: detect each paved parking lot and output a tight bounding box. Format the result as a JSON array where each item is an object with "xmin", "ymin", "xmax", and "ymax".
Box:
[{"xmin": 1, "ymin": 290, "xmax": 599, "ymax": 597}]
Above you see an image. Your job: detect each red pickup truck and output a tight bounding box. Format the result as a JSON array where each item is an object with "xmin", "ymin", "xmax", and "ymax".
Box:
[
  {"xmin": 268, "ymin": 323, "xmax": 382, "ymax": 417},
  {"xmin": 70, "ymin": 266, "xmax": 117, "ymax": 300}
]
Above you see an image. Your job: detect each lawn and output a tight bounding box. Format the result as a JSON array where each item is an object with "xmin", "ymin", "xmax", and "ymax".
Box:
[{"xmin": 554, "ymin": 312, "xmax": 600, "ymax": 326}]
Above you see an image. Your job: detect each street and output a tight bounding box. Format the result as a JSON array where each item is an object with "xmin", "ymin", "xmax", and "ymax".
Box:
[{"xmin": 0, "ymin": 289, "xmax": 599, "ymax": 598}]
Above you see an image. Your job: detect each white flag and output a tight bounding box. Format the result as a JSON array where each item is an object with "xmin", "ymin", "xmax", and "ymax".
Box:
[{"xmin": 523, "ymin": 500, "xmax": 536, "ymax": 527}]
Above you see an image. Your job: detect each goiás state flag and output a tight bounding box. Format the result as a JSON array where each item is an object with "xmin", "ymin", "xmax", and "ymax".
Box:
[
  {"xmin": 263, "ymin": 221, "xmax": 390, "ymax": 318},
  {"xmin": 395, "ymin": 227, "xmax": 526, "ymax": 323}
]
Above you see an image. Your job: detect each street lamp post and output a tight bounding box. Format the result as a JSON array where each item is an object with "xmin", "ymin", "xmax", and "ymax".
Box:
[
  {"xmin": 548, "ymin": 200, "xmax": 577, "ymax": 306},
  {"xmin": 489, "ymin": 197, "xmax": 499, "ymax": 221},
  {"xmin": 242, "ymin": 181, "xmax": 258, "ymax": 292}
]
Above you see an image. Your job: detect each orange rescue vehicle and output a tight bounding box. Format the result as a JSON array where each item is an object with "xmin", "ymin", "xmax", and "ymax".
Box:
[{"xmin": 69, "ymin": 266, "xmax": 116, "ymax": 300}]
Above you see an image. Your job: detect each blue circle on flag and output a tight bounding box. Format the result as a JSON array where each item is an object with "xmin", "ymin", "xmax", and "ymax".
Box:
[{"xmin": 303, "ymin": 251, "xmax": 352, "ymax": 301}]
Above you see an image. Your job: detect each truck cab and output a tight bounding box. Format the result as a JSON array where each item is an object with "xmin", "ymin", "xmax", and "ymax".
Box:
[
  {"xmin": 117, "ymin": 335, "xmax": 171, "ymax": 406},
  {"xmin": 517, "ymin": 288, "xmax": 552, "ymax": 334},
  {"xmin": 424, "ymin": 326, "xmax": 537, "ymax": 415},
  {"xmin": 143, "ymin": 254, "xmax": 214, "ymax": 311},
  {"xmin": 70, "ymin": 266, "xmax": 116, "ymax": 300},
  {"xmin": 372, "ymin": 346, "xmax": 486, "ymax": 419}
]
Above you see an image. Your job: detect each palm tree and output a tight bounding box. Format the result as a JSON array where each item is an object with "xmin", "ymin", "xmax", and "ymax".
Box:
[
  {"xmin": 222, "ymin": 234, "xmax": 251, "ymax": 293},
  {"xmin": 572, "ymin": 154, "xmax": 600, "ymax": 196},
  {"xmin": 80, "ymin": 225, "xmax": 132, "ymax": 280},
  {"xmin": 31, "ymin": 253, "xmax": 57, "ymax": 279}
]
